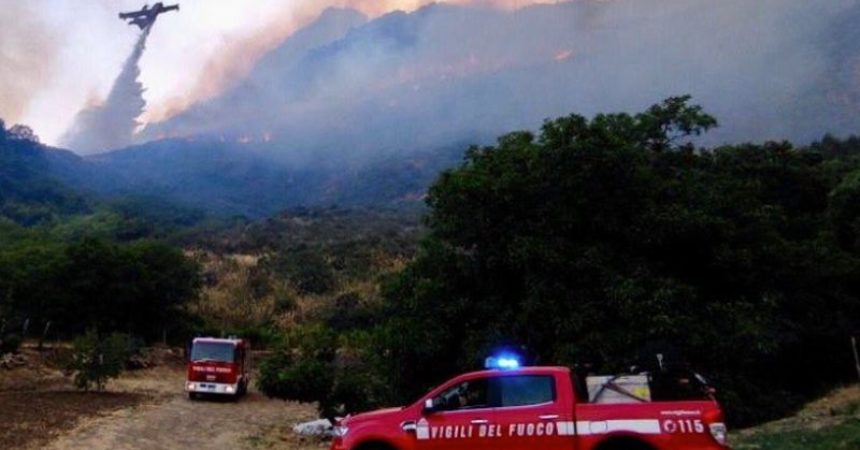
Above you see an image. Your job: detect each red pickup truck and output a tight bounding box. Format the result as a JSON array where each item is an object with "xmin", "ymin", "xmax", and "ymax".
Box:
[{"xmin": 331, "ymin": 365, "xmax": 729, "ymax": 450}]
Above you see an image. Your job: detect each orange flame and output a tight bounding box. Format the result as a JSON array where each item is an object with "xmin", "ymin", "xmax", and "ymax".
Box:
[{"xmin": 554, "ymin": 49, "xmax": 574, "ymax": 62}]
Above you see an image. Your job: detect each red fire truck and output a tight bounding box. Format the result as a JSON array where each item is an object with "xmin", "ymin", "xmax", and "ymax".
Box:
[
  {"xmin": 185, "ymin": 337, "xmax": 250, "ymax": 400},
  {"xmin": 331, "ymin": 357, "xmax": 729, "ymax": 450}
]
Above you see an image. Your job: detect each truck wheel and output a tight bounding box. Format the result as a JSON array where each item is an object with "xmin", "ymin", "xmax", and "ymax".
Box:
[
  {"xmin": 188, "ymin": 392, "xmax": 198, "ymax": 400},
  {"xmin": 355, "ymin": 443, "xmax": 398, "ymax": 450},
  {"xmin": 595, "ymin": 437, "xmax": 655, "ymax": 450},
  {"xmin": 230, "ymin": 384, "xmax": 243, "ymax": 402}
]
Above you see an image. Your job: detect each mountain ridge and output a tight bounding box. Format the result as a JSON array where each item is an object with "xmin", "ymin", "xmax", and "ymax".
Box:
[{"xmin": 138, "ymin": 0, "xmax": 860, "ymax": 152}]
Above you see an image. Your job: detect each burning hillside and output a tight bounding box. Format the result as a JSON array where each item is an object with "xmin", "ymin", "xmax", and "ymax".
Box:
[{"xmin": 138, "ymin": 0, "xmax": 860, "ymax": 162}]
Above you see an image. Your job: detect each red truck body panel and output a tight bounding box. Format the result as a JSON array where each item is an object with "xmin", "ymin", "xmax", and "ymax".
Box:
[
  {"xmin": 332, "ymin": 366, "xmax": 729, "ymax": 450},
  {"xmin": 187, "ymin": 359, "xmax": 240, "ymax": 384}
]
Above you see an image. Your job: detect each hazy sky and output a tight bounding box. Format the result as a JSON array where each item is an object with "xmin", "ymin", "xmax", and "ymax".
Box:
[{"xmin": 0, "ymin": 0, "xmax": 555, "ymax": 147}]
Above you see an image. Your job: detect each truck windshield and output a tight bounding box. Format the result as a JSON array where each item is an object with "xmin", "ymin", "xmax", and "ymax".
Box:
[{"xmin": 190, "ymin": 342, "xmax": 235, "ymax": 363}]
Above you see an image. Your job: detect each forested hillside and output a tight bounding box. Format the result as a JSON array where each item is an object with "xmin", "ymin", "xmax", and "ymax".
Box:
[
  {"xmin": 0, "ymin": 121, "xmax": 90, "ymax": 226},
  {"xmin": 81, "ymin": 138, "xmax": 462, "ymax": 217},
  {"xmin": 0, "ymin": 117, "xmax": 463, "ymax": 220},
  {"xmin": 0, "ymin": 120, "xmax": 211, "ymax": 241},
  {"xmin": 0, "ymin": 121, "xmax": 206, "ymax": 343}
]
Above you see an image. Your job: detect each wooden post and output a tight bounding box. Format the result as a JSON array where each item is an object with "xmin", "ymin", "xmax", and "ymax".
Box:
[
  {"xmin": 852, "ymin": 336, "xmax": 860, "ymax": 384},
  {"xmin": 38, "ymin": 321, "xmax": 51, "ymax": 351}
]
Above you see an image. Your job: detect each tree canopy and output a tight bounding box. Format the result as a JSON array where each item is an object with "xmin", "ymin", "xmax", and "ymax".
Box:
[{"xmin": 0, "ymin": 238, "xmax": 201, "ymax": 341}]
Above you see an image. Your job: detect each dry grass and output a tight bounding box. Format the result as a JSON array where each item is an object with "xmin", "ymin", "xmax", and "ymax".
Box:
[
  {"xmin": 189, "ymin": 247, "xmax": 407, "ymax": 336},
  {"xmin": 734, "ymin": 385, "xmax": 860, "ymax": 436},
  {"xmin": 732, "ymin": 384, "xmax": 860, "ymax": 449},
  {"xmin": 192, "ymin": 252, "xmax": 279, "ymax": 330},
  {"xmin": 244, "ymin": 423, "xmax": 332, "ymax": 450},
  {"xmin": 0, "ymin": 345, "xmax": 70, "ymax": 392}
]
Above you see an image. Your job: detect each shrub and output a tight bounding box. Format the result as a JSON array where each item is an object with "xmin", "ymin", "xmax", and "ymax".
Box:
[
  {"xmin": 257, "ymin": 325, "xmax": 392, "ymax": 418},
  {"xmin": 272, "ymin": 286, "xmax": 298, "ymax": 314},
  {"xmin": 0, "ymin": 334, "xmax": 21, "ymax": 354},
  {"xmin": 67, "ymin": 331, "xmax": 132, "ymax": 391},
  {"xmin": 324, "ymin": 292, "xmax": 378, "ymax": 332},
  {"xmin": 232, "ymin": 325, "xmax": 282, "ymax": 350},
  {"xmin": 257, "ymin": 325, "xmax": 337, "ymax": 414},
  {"xmin": 267, "ymin": 250, "xmax": 336, "ymax": 295}
]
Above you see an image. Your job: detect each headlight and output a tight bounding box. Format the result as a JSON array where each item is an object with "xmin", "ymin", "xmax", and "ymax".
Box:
[
  {"xmin": 225, "ymin": 385, "xmax": 235, "ymax": 393},
  {"xmin": 187, "ymin": 383, "xmax": 196, "ymax": 390},
  {"xmin": 332, "ymin": 425, "xmax": 349, "ymax": 438},
  {"xmin": 709, "ymin": 422, "xmax": 727, "ymax": 446}
]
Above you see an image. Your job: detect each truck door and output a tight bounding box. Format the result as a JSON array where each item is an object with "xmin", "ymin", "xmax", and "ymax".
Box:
[
  {"xmin": 490, "ymin": 373, "xmax": 573, "ymax": 450},
  {"xmin": 414, "ymin": 377, "xmax": 498, "ymax": 450}
]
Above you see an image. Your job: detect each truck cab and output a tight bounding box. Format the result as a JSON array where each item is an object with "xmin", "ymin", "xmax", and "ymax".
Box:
[
  {"xmin": 185, "ymin": 337, "xmax": 250, "ymax": 399},
  {"xmin": 331, "ymin": 365, "xmax": 729, "ymax": 450}
]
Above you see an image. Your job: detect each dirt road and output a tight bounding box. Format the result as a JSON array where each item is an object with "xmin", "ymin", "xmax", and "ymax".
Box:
[{"xmin": 37, "ymin": 367, "xmax": 322, "ymax": 450}]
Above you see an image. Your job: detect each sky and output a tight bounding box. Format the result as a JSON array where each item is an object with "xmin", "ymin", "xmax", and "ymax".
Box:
[{"xmin": 0, "ymin": 0, "xmax": 556, "ymax": 147}]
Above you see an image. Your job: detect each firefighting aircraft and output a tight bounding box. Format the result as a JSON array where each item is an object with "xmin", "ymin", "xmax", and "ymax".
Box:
[{"xmin": 119, "ymin": 2, "xmax": 179, "ymax": 30}]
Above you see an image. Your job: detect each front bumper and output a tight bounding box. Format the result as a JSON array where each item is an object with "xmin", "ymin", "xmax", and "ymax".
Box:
[{"xmin": 186, "ymin": 380, "xmax": 238, "ymax": 395}]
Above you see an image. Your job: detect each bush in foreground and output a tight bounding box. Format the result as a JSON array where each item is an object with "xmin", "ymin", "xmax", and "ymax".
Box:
[
  {"xmin": 67, "ymin": 331, "xmax": 132, "ymax": 391},
  {"xmin": 257, "ymin": 326, "xmax": 390, "ymax": 418}
]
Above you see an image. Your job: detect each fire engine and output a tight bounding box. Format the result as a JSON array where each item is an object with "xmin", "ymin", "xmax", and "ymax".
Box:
[
  {"xmin": 331, "ymin": 356, "xmax": 729, "ymax": 450},
  {"xmin": 186, "ymin": 337, "xmax": 250, "ymax": 400}
]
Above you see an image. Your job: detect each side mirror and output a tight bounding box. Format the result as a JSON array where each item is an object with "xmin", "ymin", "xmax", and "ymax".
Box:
[{"xmin": 422, "ymin": 398, "xmax": 438, "ymax": 415}]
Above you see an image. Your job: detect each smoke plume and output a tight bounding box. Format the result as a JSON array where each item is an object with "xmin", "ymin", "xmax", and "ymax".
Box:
[
  {"xmin": 143, "ymin": 0, "xmax": 557, "ymax": 125},
  {"xmin": 0, "ymin": 4, "xmax": 58, "ymax": 124},
  {"xmin": 60, "ymin": 25, "xmax": 152, "ymax": 154},
  {"xmin": 138, "ymin": 0, "xmax": 860, "ymax": 164}
]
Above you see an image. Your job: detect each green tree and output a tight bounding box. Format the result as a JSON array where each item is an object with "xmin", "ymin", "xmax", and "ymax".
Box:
[
  {"xmin": 0, "ymin": 238, "xmax": 200, "ymax": 342},
  {"xmin": 67, "ymin": 330, "xmax": 132, "ymax": 391},
  {"xmin": 830, "ymin": 169, "xmax": 860, "ymax": 251}
]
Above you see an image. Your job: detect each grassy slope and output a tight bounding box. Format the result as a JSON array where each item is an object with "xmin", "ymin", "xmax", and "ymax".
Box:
[{"xmin": 732, "ymin": 385, "xmax": 860, "ymax": 449}]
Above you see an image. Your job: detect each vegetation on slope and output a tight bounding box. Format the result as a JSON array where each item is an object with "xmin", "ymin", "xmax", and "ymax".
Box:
[
  {"xmin": 733, "ymin": 385, "xmax": 860, "ymax": 449},
  {"xmin": 0, "ymin": 119, "xmax": 214, "ymax": 241},
  {"xmin": 187, "ymin": 207, "xmax": 422, "ymax": 347},
  {"xmin": 0, "ymin": 121, "xmax": 90, "ymax": 226}
]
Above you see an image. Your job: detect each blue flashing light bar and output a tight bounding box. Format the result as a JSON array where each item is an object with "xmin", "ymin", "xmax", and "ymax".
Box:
[{"xmin": 485, "ymin": 355, "xmax": 521, "ymax": 370}]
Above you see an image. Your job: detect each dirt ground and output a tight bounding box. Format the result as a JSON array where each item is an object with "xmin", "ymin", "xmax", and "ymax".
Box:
[
  {"xmin": 38, "ymin": 381, "xmax": 323, "ymax": 450},
  {"xmin": 0, "ymin": 346, "xmax": 324, "ymax": 450},
  {"xmin": 0, "ymin": 391, "xmax": 147, "ymax": 449}
]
